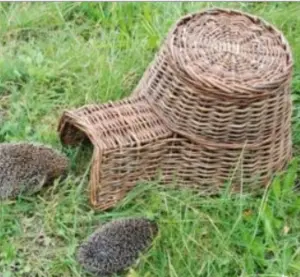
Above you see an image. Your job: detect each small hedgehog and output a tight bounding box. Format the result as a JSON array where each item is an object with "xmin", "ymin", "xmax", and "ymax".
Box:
[
  {"xmin": 0, "ymin": 142, "xmax": 69, "ymax": 200},
  {"xmin": 77, "ymin": 217, "xmax": 158, "ymax": 277}
]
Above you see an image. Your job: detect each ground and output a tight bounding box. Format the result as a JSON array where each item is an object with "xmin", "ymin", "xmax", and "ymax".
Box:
[{"xmin": 1, "ymin": 2, "xmax": 300, "ymax": 277}]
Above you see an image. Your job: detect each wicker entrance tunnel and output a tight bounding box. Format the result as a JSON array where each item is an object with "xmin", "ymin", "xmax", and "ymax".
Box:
[{"xmin": 58, "ymin": 8, "xmax": 293, "ymax": 211}]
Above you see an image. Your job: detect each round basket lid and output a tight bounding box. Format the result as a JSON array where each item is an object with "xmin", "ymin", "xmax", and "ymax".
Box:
[{"xmin": 167, "ymin": 8, "xmax": 293, "ymax": 99}]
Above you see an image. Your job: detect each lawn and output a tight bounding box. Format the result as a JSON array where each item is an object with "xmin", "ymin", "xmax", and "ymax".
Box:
[{"xmin": 1, "ymin": 2, "xmax": 300, "ymax": 277}]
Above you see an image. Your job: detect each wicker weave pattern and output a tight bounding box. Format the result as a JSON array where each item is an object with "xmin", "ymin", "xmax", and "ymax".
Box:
[
  {"xmin": 58, "ymin": 8, "xmax": 293, "ymax": 210},
  {"xmin": 170, "ymin": 128, "xmax": 292, "ymax": 195},
  {"xmin": 58, "ymin": 96, "xmax": 171, "ymax": 149},
  {"xmin": 58, "ymin": 97, "xmax": 174, "ymax": 209},
  {"xmin": 58, "ymin": 97, "xmax": 292, "ymax": 210},
  {"xmin": 133, "ymin": 8, "xmax": 293, "ymax": 146}
]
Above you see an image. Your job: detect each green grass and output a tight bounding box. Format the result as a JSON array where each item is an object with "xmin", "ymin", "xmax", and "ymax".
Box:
[{"xmin": 1, "ymin": 2, "xmax": 300, "ymax": 277}]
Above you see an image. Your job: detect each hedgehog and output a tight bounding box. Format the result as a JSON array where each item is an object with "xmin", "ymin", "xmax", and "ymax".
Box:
[
  {"xmin": 77, "ymin": 217, "xmax": 159, "ymax": 277},
  {"xmin": 0, "ymin": 142, "xmax": 69, "ymax": 200}
]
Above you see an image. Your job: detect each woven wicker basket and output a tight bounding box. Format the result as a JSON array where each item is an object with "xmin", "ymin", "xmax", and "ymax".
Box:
[{"xmin": 58, "ymin": 8, "xmax": 293, "ymax": 210}]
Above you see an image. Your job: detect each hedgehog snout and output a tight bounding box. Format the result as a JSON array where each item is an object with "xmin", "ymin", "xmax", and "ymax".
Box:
[{"xmin": 46, "ymin": 155, "xmax": 69, "ymax": 181}]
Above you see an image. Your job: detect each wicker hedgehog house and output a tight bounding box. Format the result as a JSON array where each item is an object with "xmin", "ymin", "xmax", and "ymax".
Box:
[{"xmin": 58, "ymin": 8, "xmax": 293, "ymax": 211}]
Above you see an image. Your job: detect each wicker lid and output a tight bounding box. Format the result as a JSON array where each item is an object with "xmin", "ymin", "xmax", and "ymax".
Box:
[{"xmin": 165, "ymin": 8, "xmax": 293, "ymax": 99}]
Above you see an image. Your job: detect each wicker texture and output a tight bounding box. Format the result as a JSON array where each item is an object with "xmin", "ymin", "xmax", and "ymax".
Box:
[
  {"xmin": 133, "ymin": 8, "xmax": 293, "ymax": 146},
  {"xmin": 58, "ymin": 95, "xmax": 292, "ymax": 210},
  {"xmin": 58, "ymin": 97, "xmax": 174, "ymax": 210},
  {"xmin": 59, "ymin": 97, "xmax": 170, "ymax": 149},
  {"xmin": 58, "ymin": 8, "xmax": 293, "ymax": 210}
]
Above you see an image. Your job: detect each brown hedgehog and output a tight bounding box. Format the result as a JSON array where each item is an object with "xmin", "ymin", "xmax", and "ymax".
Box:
[
  {"xmin": 77, "ymin": 217, "xmax": 158, "ymax": 277},
  {"xmin": 0, "ymin": 142, "xmax": 69, "ymax": 200}
]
